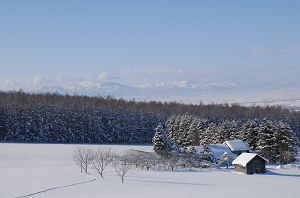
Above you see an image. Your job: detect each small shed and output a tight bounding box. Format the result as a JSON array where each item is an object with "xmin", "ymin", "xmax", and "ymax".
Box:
[
  {"xmin": 232, "ymin": 153, "xmax": 268, "ymax": 174},
  {"xmin": 224, "ymin": 140, "xmax": 252, "ymax": 155}
]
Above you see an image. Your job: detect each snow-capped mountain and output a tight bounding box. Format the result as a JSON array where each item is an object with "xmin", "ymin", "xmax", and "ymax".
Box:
[{"xmin": 19, "ymin": 80, "xmax": 300, "ymax": 110}]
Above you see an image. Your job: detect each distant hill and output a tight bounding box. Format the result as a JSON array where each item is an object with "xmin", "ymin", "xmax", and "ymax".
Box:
[{"xmin": 10, "ymin": 80, "xmax": 300, "ymax": 110}]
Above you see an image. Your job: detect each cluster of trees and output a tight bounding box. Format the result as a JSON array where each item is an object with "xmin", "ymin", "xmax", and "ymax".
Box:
[
  {"xmin": 256, "ymin": 119, "xmax": 299, "ymax": 164},
  {"xmin": 0, "ymin": 91, "xmax": 299, "ymax": 145},
  {"xmin": 154, "ymin": 115, "xmax": 299, "ymax": 164},
  {"xmin": 122, "ymin": 149, "xmax": 216, "ymax": 171},
  {"xmin": 73, "ymin": 147, "xmax": 216, "ymax": 183},
  {"xmin": 152, "ymin": 123, "xmax": 218, "ymax": 168},
  {"xmin": 73, "ymin": 147, "xmax": 130, "ymax": 183}
]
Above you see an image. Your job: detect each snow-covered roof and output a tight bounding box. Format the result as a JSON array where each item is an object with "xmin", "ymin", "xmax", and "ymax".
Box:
[
  {"xmin": 193, "ymin": 144, "xmax": 237, "ymax": 160},
  {"xmin": 224, "ymin": 140, "xmax": 251, "ymax": 152},
  {"xmin": 208, "ymin": 144, "xmax": 237, "ymax": 159},
  {"xmin": 232, "ymin": 153, "xmax": 268, "ymax": 166}
]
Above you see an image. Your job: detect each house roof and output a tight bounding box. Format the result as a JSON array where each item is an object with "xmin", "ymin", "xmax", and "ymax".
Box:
[
  {"xmin": 208, "ymin": 144, "xmax": 237, "ymax": 159},
  {"xmin": 224, "ymin": 140, "xmax": 251, "ymax": 152},
  {"xmin": 232, "ymin": 153, "xmax": 268, "ymax": 166},
  {"xmin": 193, "ymin": 144, "xmax": 237, "ymax": 159}
]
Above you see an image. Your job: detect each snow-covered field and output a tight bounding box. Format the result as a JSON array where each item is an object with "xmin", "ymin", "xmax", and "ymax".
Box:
[{"xmin": 0, "ymin": 143, "xmax": 299, "ymax": 198}]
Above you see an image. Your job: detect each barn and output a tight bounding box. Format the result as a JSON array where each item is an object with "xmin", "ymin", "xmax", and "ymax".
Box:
[{"xmin": 232, "ymin": 153, "xmax": 268, "ymax": 174}]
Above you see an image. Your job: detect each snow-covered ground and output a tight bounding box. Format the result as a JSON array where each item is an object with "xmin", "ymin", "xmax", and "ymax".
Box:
[{"xmin": 0, "ymin": 143, "xmax": 299, "ymax": 198}]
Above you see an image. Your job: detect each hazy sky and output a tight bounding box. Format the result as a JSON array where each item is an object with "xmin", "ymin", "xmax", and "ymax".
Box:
[{"xmin": 1, "ymin": 0, "xmax": 300, "ymax": 87}]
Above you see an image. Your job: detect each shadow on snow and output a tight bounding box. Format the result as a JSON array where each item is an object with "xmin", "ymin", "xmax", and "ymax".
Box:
[{"xmin": 265, "ymin": 170, "xmax": 300, "ymax": 178}]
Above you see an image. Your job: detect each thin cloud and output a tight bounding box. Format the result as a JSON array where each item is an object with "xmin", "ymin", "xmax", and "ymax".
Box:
[{"xmin": 248, "ymin": 46, "xmax": 300, "ymax": 55}]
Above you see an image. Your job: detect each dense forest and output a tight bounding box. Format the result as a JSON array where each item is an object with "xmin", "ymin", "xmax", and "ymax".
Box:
[{"xmin": 0, "ymin": 90, "xmax": 299, "ymax": 145}]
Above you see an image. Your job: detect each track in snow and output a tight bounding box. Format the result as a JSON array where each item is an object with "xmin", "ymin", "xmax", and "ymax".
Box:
[{"xmin": 15, "ymin": 178, "xmax": 96, "ymax": 198}]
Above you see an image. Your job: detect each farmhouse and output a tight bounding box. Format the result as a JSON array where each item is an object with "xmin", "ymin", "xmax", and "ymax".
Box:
[
  {"xmin": 232, "ymin": 153, "xmax": 268, "ymax": 174},
  {"xmin": 207, "ymin": 144, "xmax": 237, "ymax": 160},
  {"xmin": 224, "ymin": 140, "xmax": 252, "ymax": 155},
  {"xmin": 192, "ymin": 140, "xmax": 252, "ymax": 160}
]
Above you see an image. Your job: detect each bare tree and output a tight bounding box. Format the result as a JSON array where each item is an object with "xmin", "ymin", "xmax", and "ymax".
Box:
[
  {"xmin": 138, "ymin": 152, "xmax": 158, "ymax": 171},
  {"xmin": 73, "ymin": 148, "xmax": 94, "ymax": 174},
  {"xmin": 91, "ymin": 147, "xmax": 114, "ymax": 178},
  {"xmin": 125, "ymin": 150, "xmax": 152, "ymax": 170},
  {"xmin": 114, "ymin": 154, "xmax": 132, "ymax": 184},
  {"xmin": 73, "ymin": 147, "xmax": 85, "ymax": 173},
  {"xmin": 126, "ymin": 151, "xmax": 143, "ymax": 169},
  {"xmin": 165, "ymin": 152, "xmax": 179, "ymax": 171}
]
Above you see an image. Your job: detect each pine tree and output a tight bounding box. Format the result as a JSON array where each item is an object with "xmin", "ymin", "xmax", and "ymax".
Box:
[
  {"xmin": 186, "ymin": 120, "xmax": 199, "ymax": 146},
  {"xmin": 183, "ymin": 115, "xmax": 193, "ymax": 147},
  {"xmin": 256, "ymin": 118, "xmax": 277, "ymax": 163},
  {"xmin": 231, "ymin": 120, "xmax": 242, "ymax": 140},
  {"xmin": 152, "ymin": 123, "xmax": 169, "ymax": 155},
  {"xmin": 198, "ymin": 119, "xmax": 208, "ymax": 146},
  {"xmin": 217, "ymin": 120, "xmax": 232, "ymax": 143},
  {"xmin": 200, "ymin": 144, "xmax": 217, "ymax": 164},
  {"xmin": 205, "ymin": 123, "xmax": 218, "ymax": 144},
  {"xmin": 274, "ymin": 121, "xmax": 298, "ymax": 164},
  {"xmin": 177, "ymin": 115, "xmax": 192, "ymax": 147},
  {"xmin": 165, "ymin": 116, "xmax": 176, "ymax": 142},
  {"xmin": 172, "ymin": 116, "xmax": 181, "ymax": 145},
  {"xmin": 166, "ymin": 138, "xmax": 181, "ymax": 153},
  {"xmin": 240, "ymin": 119, "xmax": 259, "ymax": 150}
]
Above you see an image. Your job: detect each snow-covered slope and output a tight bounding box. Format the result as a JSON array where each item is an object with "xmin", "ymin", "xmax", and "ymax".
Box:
[{"xmin": 1, "ymin": 143, "xmax": 299, "ymax": 198}]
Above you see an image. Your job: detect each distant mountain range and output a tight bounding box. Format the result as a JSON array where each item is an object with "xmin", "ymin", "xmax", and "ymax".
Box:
[{"xmin": 20, "ymin": 80, "xmax": 300, "ymax": 110}]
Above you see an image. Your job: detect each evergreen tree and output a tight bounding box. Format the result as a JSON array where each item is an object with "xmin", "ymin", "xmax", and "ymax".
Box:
[
  {"xmin": 198, "ymin": 119, "xmax": 208, "ymax": 146},
  {"xmin": 186, "ymin": 120, "xmax": 199, "ymax": 146},
  {"xmin": 205, "ymin": 123, "xmax": 218, "ymax": 144},
  {"xmin": 183, "ymin": 115, "xmax": 193, "ymax": 147},
  {"xmin": 231, "ymin": 120, "xmax": 242, "ymax": 140},
  {"xmin": 165, "ymin": 116, "xmax": 176, "ymax": 142},
  {"xmin": 200, "ymin": 144, "xmax": 217, "ymax": 164},
  {"xmin": 172, "ymin": 116, "xmax": 181, "ymax": 145},
  {"xmin": 217, "ymin": 120, "xmax": 232, "ymax": 143},
  {"xmin": 152, "ymin": 123, "xmax": 169, "ymax": 155},
  {"xmin": 166, "ymin": 138, "xmax": 181, "ymax": 153},
  {"xmin": 274, "ymin": 121, "xmax": 298, "ymax": 164},
  {"xmin": 240, "ymin": 119, "xmax": 259, "ymax": 150},
  {"xmin": 177, "ymin": 115, "xmax": 192, "ymax": 147},
  {"xmin": 256, "ymin": 118, "xmax": 277, "ymax": 163}
]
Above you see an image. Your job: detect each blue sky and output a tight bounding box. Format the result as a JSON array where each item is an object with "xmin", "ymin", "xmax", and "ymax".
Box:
[{"xmin": 0, "ymin": 0, "xmax": 300, "ymax": 89}]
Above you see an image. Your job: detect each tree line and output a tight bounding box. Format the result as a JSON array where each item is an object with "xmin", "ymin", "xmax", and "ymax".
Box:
[{"xmin": 0, "ymin": 90, "xmax": 299, "ymax": 145}]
